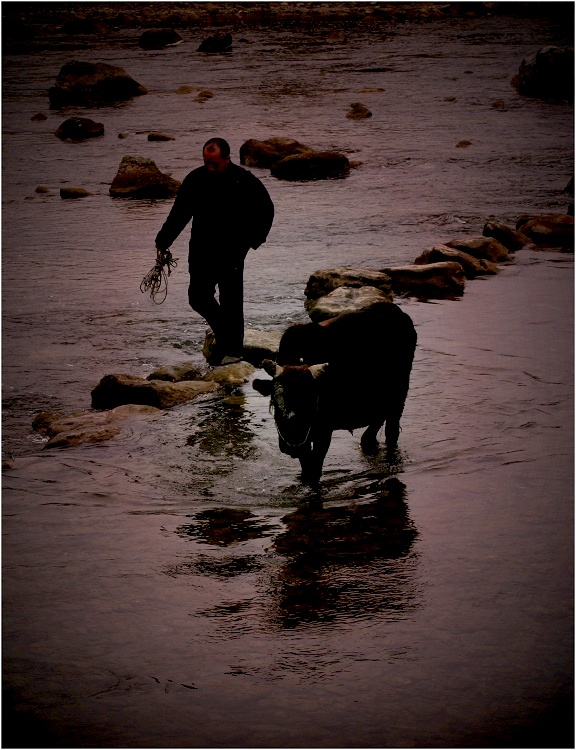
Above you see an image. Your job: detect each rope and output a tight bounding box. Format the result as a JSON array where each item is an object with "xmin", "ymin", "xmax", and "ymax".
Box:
[{"xmin": 140, "ymin": 249, "xmax": 178, "ymax": 304}]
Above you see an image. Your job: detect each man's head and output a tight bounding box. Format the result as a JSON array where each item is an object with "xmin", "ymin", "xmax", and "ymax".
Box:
[{"xmin": 203, "ymin": 137, "xmax": 231, "ymax": 172}]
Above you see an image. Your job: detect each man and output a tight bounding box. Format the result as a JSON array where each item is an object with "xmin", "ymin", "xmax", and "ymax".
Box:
[{"xmin": 155, "ymin": 137, "xmax": 274, "ymax": 365}]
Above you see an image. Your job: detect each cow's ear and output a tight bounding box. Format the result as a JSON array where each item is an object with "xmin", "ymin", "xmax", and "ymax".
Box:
[
  {"xmin": 262, "ymin": 359, "xmax": 282, "ymax": 378},
  {"xmin": 309, "ymin": 363, "xmax": 329, "ymax": 379}
]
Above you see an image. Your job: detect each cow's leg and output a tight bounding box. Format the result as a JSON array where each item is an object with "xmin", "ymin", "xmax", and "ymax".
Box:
[
  {"xmin": 299, "ymin": 429, "xmax": 332, "ymax": 485},
  {"xmin": 361, "ymin": 413, "xmax": 385, "ymax": 455}
]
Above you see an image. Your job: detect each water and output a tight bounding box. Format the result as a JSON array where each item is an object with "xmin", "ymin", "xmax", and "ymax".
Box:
[{"xmin": 2, "ymin": 7, "xmax": 573, "ymax": 748}]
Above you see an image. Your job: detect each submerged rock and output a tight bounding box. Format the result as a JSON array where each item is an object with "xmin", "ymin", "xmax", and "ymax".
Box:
[
  {"xmin": 271, "ymin": 151, "xmax": 350, "ymax": 180},
  {"xmin": 346, "ymin": 101, "xmax": 372, "ymax": 119},
  {"xmin": 55, "ymin": 117, "xmax": 104, "ymax": 142},
  {"xmin": 138, "ymin": 28, "xmax": 183, "ymax": 49},
  {"xmin": 48, "ymin": 60, "xmax": 147, "ymax": 108},
  {"xmin": 198, "ymin": 32, "xmax": 232, "ymax": 53},
  {"xmin": 109, "ymin": 155, "xmax": 181, "ymax": 198},
  {"xmin": 60, "ymin": 187, "xmax": 92, "ymax": 199},
  {"xmin": 240, "ymin": 137, "xmax": 313, "ymax": 168},
  {"xmin": 147, "ymin": 131, "xmax": 176, "ymax": 141},
  {"xmin": 34, "ymin": 404, "xmax": 160, "ymax": 449}
]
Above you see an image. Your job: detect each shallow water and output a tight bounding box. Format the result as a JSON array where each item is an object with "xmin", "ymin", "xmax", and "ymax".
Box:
[{"xmin": 2, "ymin": 7, "xmax": 574, "ymax": 748}]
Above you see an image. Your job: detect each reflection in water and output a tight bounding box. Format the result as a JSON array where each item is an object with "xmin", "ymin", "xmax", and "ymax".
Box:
[
  {"xmin": 270, "ymin": 477, "xmax": 420, "ymax": 629},
  {"xmin": 176, "ymin": 508, "xmax": 277, "ymax": 547},
  {"xmin": 173, "ymin": 477, "xmax": 420, "ymax": 634}
]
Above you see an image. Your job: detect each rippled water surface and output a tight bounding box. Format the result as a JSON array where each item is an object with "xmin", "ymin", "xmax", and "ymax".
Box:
[{"xmin": 2, "ymin": 7, "xmax": 574, "ymax": 748}]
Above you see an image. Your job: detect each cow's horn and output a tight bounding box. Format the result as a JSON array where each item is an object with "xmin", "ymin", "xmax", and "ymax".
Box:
[
  {"xmin": 309, "ymin": 363, "xmax": 329, "ymax": 379},
  {"xmin": 262, "ymin": 359, "xmax": 282, "ymax": 377}
]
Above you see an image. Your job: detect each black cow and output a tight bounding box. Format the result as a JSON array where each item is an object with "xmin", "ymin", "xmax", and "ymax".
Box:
[{"xmin": 253, "ymin": 304, "xmax": 417, "ymax": 484}]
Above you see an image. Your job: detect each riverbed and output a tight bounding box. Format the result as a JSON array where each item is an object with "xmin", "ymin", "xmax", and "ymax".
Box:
[{"xmin": 2, "ymin": 4, "xmax": 573, "ymax": 748}]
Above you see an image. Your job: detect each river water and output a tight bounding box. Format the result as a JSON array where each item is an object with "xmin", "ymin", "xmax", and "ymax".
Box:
[{"xmin": 2, "ymin": 5, "xmax": 574, "ymax": 748}]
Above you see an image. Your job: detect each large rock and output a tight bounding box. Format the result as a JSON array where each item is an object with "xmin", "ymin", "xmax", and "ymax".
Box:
[
  {"xmin": 305, "ymin": 267, "xmax": 393, "ymax": 301},
  {"xmin": 380, "ymin": 262, "xmax": 466, "ymax": 298},
  {"xmin": 306, "ymin": 285, "xmax": 392, "ymax": 322},
  {"xmin": 242, "ymin": 329, "xmax": 282, "ymax": 366},
  {"xmin": 204, "ymin": 361, "xmax": 256, "ymax": 389},
  {"xmin": 271, "ymin": 151, "xmax": 350, "ymax": 181},
  {"xmin": 482, "ymin": 220, "xmax": 529, "ymax": 251},
  {"xmin": 34, "ymin": 405, "xmax": 160, "ymax": 449},
  {"xmin": 512, "ymin": 46, "xmax": 574, "ymax": 100},
  {"xmin": 239, "ymin": 137, "xmax": 313, "ymax": 169},
  {"xmin": 48, "ymin": 60, "xmax": 147, "ymax": 108},
  {"xmin": 91, "ymin": 373, "xmax": 218, "ymax": 410},
  {"xmin": 138, "ymin": 28, "xmax": 183, "ymax": 49},
  {"xmin": 445, "ymin": 236, "xmax": 509, "ymax": 263},
  {"xmin": 202, "ymin": 328, "xmax": 282, "ymax": 367},
  {"xmin": 516, "ymin": 214, "xmax": 574, "ymax": 249},
  {"xmin": 414, "ymin": 245, "xmax": 499, "ymax": 278},
  {"xmin": 55, "ymin": 117, "xmax": 104, "ymax": 142},
  {"xmin": 109, "ymin": 155, "xmax": 181, "ymax": 198}
]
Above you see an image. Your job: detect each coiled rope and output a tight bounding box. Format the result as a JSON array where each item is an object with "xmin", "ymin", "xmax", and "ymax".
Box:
[{"xmin": 140, "ymin": 249, "xmax": 178, "ymax": 304}]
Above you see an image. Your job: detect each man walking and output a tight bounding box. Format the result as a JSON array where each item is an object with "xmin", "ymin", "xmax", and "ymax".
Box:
[{"xmin": 155, "ymin": 137, "xmax": 274, "ymax": 365}]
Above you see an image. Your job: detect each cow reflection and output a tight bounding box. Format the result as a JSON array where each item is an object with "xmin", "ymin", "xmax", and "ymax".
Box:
[{"xmin": 269, "ymin": 477, "xmax": 419, "ymax": 629}]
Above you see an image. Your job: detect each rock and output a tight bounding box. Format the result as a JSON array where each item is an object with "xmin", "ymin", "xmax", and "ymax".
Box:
[
  {"xmin": 271, "ymin": 151, "xmax": 350, "ymax": 181},
  {"xmin": 242, "ymin": 329, "xmax": 282, "ymax": 366},
  {"xmin": 39, "ymin": 404, "xmax": 160, "ymax": 449},
  {"xmin": 304, "ymin": 267, "xmax": 393, "ymax": 302},
  {"xmin": 194, "ymin": 89, "xmax": 214, "ymax": 102},
  {"xmin": 138, "ymin": 28, "xmax": 183, "ymax": 50},
  {"xmin": 31, "ymin": 112, "xmax": 47, "ymax": 121},
  {"xmin": 456, "ymin": 140, "xmax": 472, "ymax": 148},
  {"xmin": 35, "ymin": 185, "xmax": 49, "ymax": 193},
  {"xmin": 32, "ymin": 411, "xmax": 63, "ymax": 435},
  {"xmin": 147, "ymin": 363, "xmax": 206, "ymax": 382},
  {"xmin": 239, "ymin": 137, "xmax": 314, "ymax": 169},
  {"xmin": 512, "ymin": 46, "xmax": 574, "ymax": 100},
  {"xmin": 48, "ymin": 60, "xmax": 147, "ymax": 108},
  {"xmin": 445, "ymin": 236, "xmax": 509, "ymax": 263},
  {"xmin": 516, "ymin": 214, "xmax": 574, "ymax": 249},
  {"xmin": 414, "ymin": 245, "xmax": 499, "ymax": 278},
  {"xmin": 147, "ymin": 131, "xmax": 176, "ymax": 141},
  {"xmin": 55, "ymin": 117, "xmax": 104, "ymax": 142},
  {"xmin": 198, "ymin": 32, "xmax": 232, "ymax": 53},
  {"xmin": 204, "ymin": 361, "xmax": 256, "ymax": 388},
  {"xmin": 482, "ymin": 220, "xmax": 529, "ymax": 251},
  {"xmin": 306, "ymin": 285, "xmax": 393, "ymax": 322},
  {"xmin": 346, "ymin": 101, "xmax": 372, "ymax": 119},
  {"xmin": 91, "ymin": 373, "xmax": 218, "ymax": 410},
  {"xmin": 176, "ymin": 85, "xmax": 194, "ymax": 95},
  {"xmin": 380, "ymin": 262, "xmax": 466, "ymax": 298},
  {"xmin": 202, "ymin": 328, "xmax": 281, "ymax": 367},
  {"xmin": 109, "ymin": 155, "xmax": 181, "ymax": 198},
  {"xmin": 60, "ymin": 187, "xmax": 92, "ymax": 199}
]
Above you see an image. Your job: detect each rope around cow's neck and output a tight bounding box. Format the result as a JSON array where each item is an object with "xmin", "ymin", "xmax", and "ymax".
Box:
[
  {"xmin": 271, "ymin": 395, "xmax": 319, "ymax": 450},
  {"xmin": 140, "ymin": 249, "xmax": 178, "ymax": 304}
]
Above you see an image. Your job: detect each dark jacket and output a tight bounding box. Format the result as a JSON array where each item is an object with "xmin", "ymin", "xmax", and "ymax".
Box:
[{"xmin": 155, "ymin": 162, "xmax": 274, "ymax": 257}]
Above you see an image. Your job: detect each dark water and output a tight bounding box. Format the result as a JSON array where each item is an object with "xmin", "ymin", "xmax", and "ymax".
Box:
[{"xmin": 2, "ymin": 7, "xmax": 574, "ymax": 748}]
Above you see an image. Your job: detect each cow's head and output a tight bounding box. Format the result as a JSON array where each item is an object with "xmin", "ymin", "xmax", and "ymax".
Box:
[{"xmin": 254, "ymin": 359, "xmax": 328, "ymax": 458}]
